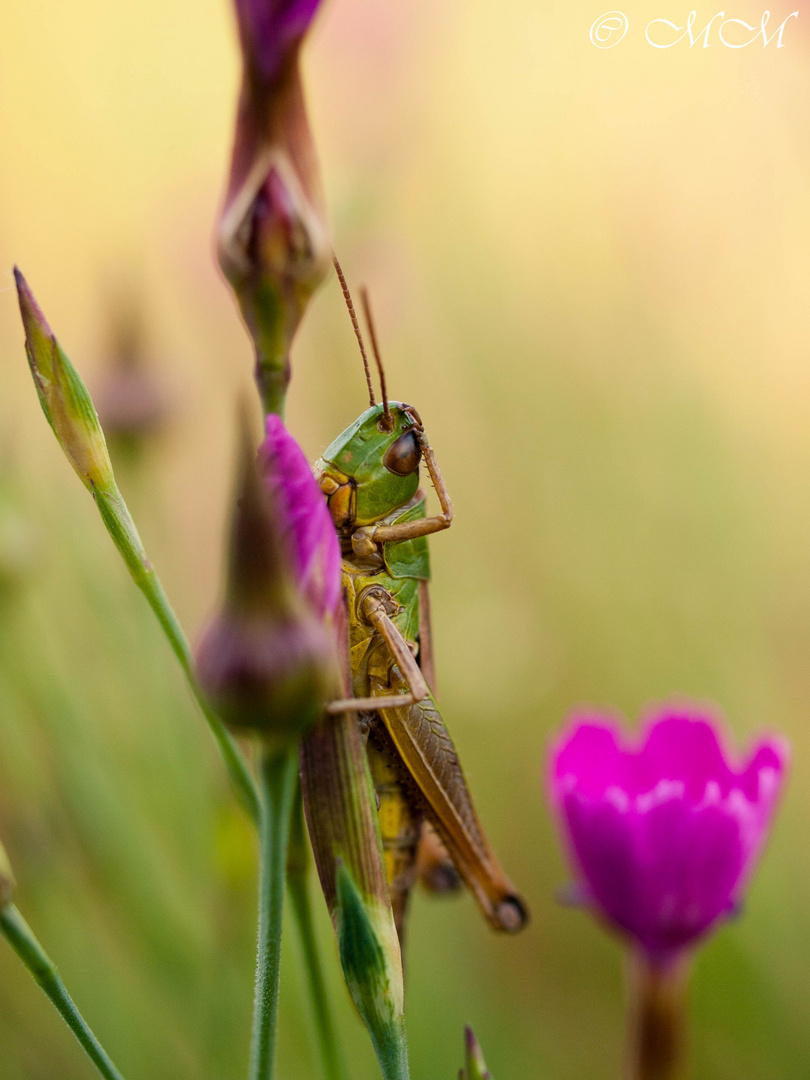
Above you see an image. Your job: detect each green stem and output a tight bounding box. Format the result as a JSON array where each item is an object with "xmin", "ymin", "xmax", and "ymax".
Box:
[
  {"xmin": 249, "ymin": 744, "xmax": 299, "ymax": 1080},
  {"xmin": 0, "ymin": 904, "xmax": 127, "ymax": 1080},
  {"xmin": 375, "ymin": 1021, "xmax": 410, "ymax": 1080},
  {"xmin": 251, "ymin": 285, "xmax": 288, "ymax": 420},
  {"xmin": 95, "ymin": 485, "xmax": 260, "ymax": 824},
  {"xmin": 287, "ymin": 787, "xmax": 346, "ymax": 1080}
]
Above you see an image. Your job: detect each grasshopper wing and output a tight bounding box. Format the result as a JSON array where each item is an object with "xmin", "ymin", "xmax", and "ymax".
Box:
[{"xmin": 375, "ymin": 681, "xmax": 528, "ymax": 933}]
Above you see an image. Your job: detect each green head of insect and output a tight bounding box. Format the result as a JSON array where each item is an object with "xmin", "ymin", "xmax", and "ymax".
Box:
[
  {"xmin": 316, "ymin": 402, "xmax": 423, "ymax": 528},
  {"xmin": 320, "ymin": 260, "xmax": 427, "ymax": 530}
]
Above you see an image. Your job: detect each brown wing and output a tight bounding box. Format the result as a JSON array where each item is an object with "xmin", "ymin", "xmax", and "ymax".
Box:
[{"xmin": 376, "ymin": 679, "xmax": 528, "ymax": 934}]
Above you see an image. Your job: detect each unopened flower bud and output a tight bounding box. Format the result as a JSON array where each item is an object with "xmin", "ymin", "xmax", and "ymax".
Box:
[
  {"xmin": 196, "ymin": 606, "xmax": 333, "ymax": 742},
  {"xmin": 196, "ymin": 416, "xmax": 339, "ymax": 743},
  {"xmin": 15, "ymin": 269, "xmax": 114, "ymax": 493},
  {"xmin": 258, "ymin": 413, "xmax": 341, "ymax": 619},
  {"xmin": 234, "ymin": 0, "xmax": 321, "ymax": 86},
  {"xmin": 460, "ymin": 1027, "xmax": 492, "ymax": 1080},
  {"xmin": 221, "ymin": 157, "xmax": 327, "ymax": 291},
  {"xmin": 219, "ymin": 0, "xmax": 330, "ymax": 414},
  {"xmin": 336, "ymin": 861, "xmax": 408, "ymax": 1080},
  {"xmin": 0, "ymin": 840, "xmax": 15, "ymax": 907},
  {"xmin": 94, "ymin": 292, "xmax": 168, "ymax": 459},
  {"xmin": 301, "ymin": 652, "xmax": 409, "ymax": 1079}
]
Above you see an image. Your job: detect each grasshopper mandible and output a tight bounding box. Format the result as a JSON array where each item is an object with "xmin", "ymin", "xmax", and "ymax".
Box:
[{"xmin": 316, "ymin": 259, "xmax": 528, "ymax": 939}]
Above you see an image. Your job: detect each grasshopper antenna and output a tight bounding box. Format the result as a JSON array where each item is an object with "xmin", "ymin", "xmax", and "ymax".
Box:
[
  {"xmin": 332, "ymin": 254, "xmax": 377, "ymax": 408},
  {"xmin": 359, "ymin": 286, "xmax": 393, "ymax": 432}
]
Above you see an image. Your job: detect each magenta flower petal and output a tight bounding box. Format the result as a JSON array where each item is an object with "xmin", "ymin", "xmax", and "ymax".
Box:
[
  {"xmin": 552, "ymin": 717, "xmax": 629, "ymax": 799},
  {"xmin": 549, "ymin": 706, "xmax": 788, "ymax": 961},
  {"xmin": 258, "ymin": 414, "xmax": 341, "ymax": 618},
  {"xmin": 634, "ymin": 713, "xmax": 733, "ymax": 798},
  {"xmin": 234, "ymin": 0, "xmax": 323, "ymax": 83}
]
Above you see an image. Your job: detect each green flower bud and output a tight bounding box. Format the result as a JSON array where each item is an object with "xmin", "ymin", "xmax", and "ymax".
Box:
[
  {"xmin": 336, "ymin": 862, "xmax": 408, "ymax": 1080},
  {"xmin": 460, "ymin": 1027, "xmax": 493, "ymax": 1080},
  {"xmin": 15, "ymin": 269, "xmax": 114, "ymax": 493},
  {"xmin": 301, "ymin": 695, "xmax": 409, "ymax": 1079}
]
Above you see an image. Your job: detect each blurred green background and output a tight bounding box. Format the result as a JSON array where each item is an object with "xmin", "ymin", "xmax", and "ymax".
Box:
[{"xmin": 1, "ymin": 0, "xmax": 809, "ymax": 1076}]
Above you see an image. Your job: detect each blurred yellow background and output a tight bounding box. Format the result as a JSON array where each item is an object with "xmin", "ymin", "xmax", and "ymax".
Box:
[{"xmin": 2, "ymin": 0, "xmax": 810, "ymax": 1076}]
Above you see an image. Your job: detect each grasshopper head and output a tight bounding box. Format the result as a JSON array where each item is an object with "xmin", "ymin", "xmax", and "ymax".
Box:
[{"xmin": 316, "ymin": 402, "xmax": 422, "ymax": 529}]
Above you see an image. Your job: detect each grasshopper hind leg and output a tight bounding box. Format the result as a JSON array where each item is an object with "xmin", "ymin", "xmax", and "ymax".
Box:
[
  {"xmin": 377, "ymin": 667, "xmax": 530, "ymax": 934},
  {"xmin": 416, "ymin": 823, "xmax": 462, "ymax": 895}
]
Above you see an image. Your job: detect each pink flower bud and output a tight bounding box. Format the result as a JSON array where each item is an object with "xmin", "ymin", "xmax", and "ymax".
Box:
[
  {"xmin": 258, "ymin": 413, "xmax": 341, "ymax": 619},
  {"xmin": 234, "ymin": 0, "xmax": 322, "ymax": 85},
  {"xmin": 196, "ymin": 417, "xmax": 340, "ymax": 742},
  {"xmin": 219, "ymin": 0, "xmax": 330, "ymax": 414}
]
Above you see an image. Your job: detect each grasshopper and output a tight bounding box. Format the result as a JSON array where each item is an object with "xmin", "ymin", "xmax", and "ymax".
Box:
[{"xmin": 317, "ymin": 260, "xmax": 528, "ymax": 939}]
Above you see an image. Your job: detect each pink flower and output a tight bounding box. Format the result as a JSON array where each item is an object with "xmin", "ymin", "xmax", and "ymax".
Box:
[
  {"xmin": 549, "ymin": 707, "xmax": 788, "ymax": 961},
  {"xmin": 258, "ymin": 414, "xmax": 341, "ymax": 618}
]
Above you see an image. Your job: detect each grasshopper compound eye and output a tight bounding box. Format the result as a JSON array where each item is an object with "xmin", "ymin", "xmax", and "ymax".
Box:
[{"xmin": 384, "ymin": 430, "xmax": 421, "ymax": 476}]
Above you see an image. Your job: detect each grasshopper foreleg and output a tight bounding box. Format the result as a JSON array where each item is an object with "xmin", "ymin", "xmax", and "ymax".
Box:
[
  {"xmin": 350, "ymin": 427, "xmax": 453, "ymax": 558},
  {"xmin": 325, "ymin": 588, "xmax": 428, "ymax": 715}
]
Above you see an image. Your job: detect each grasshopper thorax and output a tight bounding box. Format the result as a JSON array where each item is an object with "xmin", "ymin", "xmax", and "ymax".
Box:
[{"xmin": 315, "ymin": 402, "xmax": 423, "ymax": 531}]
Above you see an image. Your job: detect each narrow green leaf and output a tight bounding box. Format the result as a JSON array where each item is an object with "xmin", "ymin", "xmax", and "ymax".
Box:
[{"xmin": 0, "ymin": 904, "xmax": 128, "ymax": 1080}]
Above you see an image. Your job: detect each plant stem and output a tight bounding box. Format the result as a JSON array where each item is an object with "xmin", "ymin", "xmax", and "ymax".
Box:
[
  {"xmin": 249, "ymin": 744, "xmax": 299, "ymax": 1080},
  {"xmin": 625, "ymin": 949, "xmax": 690, "ymax": 1080},
  {"xmin": 287, "ymin": 786, "xmax": 346, "ymax": 1080},
  {"xmin": 95, "ymin": 485, "xmax": 260, "ymax": 824},
  {"xmin": 0, "ymin": 904, "xmax": 128, "ymax": 1080}
]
